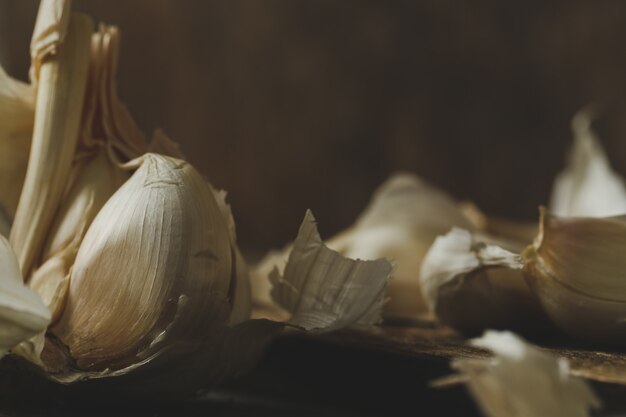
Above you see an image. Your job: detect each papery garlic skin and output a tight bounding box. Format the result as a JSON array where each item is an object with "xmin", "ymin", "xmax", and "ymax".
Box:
[
  {"xmin": 0, "ymin": 235, "xmax": 50, "ymax": 357},
  {"xmin": 52, "ymin": 154, "xmax": 237, "ymax": 371},
  {"xmin": 0, "ymin": 66, "xmax": 35, "ymax": 233},
  {"xmin": 453, "ymin": 330, "xmax": 600, "ymax": 417},
  {"xmin": 10, "ymin": 12, "xmax": 93, "ymax": 277},
  {"xmin": 523, "ymin": 209, "xmax": 626, "ymax": 343},
  {"xmin": 420, "ymin": 228, "xmax": 547, "ymax": 335},
  {"xmin": 271, "ymin": 210, "xmax": 391, "ymax": 330}
]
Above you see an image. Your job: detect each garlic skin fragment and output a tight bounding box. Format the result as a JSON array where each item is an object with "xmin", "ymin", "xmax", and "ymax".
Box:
[
  {"xmin": 0, "ymin": 235, "xmax": 50, "ymax": 357},
  {"xmin": 253, "ymin": 173, "xmax": 474, "ymax": 320},
  {"xmin": 420, "ymin": 228, "xmax": 546, "ymax": 335},
  {"xmin": 453, "ymin": 331, "xmax": 601, "ymax": 417},
  {"xmin": 271, "ymin": 210, "xmax": 391, "ymax": 330},
  {"xmin": 52, "ymin": 154, "xmax": 236, "ymax": 372},
  {"xmin": 550, "ymin": 108, "xmax": 626, "ymax": 217},
  {"xmin": 0, "ymin": 66, "xmax": 35, "ymax": 235},
  {"xmin": 523, "ymin": 208, "xmax": 626, "ymax": 343}
]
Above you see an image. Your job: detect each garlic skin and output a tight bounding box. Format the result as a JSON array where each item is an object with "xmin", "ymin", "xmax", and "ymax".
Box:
[
  {"xmin": 271, "ymin": 210, "xmax": 391, "ymax": 330},
  {"xmin": 453, "ymin": 331, "xmax": 600, "ymax": 417},
  {"xmin": 10, "ymin": 12, "xmax": 93, "ymax": 277},
  {"xmin": 523, "ymin": 208, "xmax": 626, "ymax": 343},
  {"xmin": 0, "ymin": 66, "xmax": 35, "ymax": 234},
  {"xmin": 52, "ymin": 154, "xmax": 237, "ymax": 371},
  {"xmin": 0, "ymin": 235, "xmax": 50, "ymax": 357},
  {"xmin": 420, "ymin": 228, "xmax": 546, "ymax": 335}
]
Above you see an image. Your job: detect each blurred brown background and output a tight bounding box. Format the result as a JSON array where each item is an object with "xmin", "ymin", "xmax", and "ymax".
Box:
[{"xmin": 2, "ymin": 0, "xmax": 626, "ymax": 255}]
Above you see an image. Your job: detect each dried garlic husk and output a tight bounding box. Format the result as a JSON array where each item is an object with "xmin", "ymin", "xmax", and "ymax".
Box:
[
  {"xmin": 270, "ymin": 210, "xmax": 391, "ymax": 329},
  {"xmin": 0, "ymin": 235, "xmax": 50, "ymax": 357},
  {"xmin": 10, "ymin": 8, "xmax": 92, "ymax": 277},
  {"xmin": 522, "ymin": 209, "xmax": 626, "ymax": 343},
  {"xmin": 420, "ymin": 229, "xmax": 546, "ymax": 335},
  {"xmin": 451, "ymin": 331, "xmax": 600, "ymax": 417},
  {"xmin": 253, "ymin": 173, "xmax": 474, "ymax": 320},
  {"xmin": 0, "ymin": 66, "xmax": 35, "ymax": 235}
]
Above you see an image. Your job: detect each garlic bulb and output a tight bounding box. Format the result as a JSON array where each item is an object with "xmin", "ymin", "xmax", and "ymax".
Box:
[
  {"xmin": 452, "ymin": 331, "xmax": 601, "ymax": 417},
  {"xmin": 0, "ymin": 0, "xmax": 392, "ymax": 392},
  {"xmin": 420, "ymin": 228, "xmax": 546, "ymax": 335},
  {"xmin": 522, "ymin": 209, "xmax": 626, "ymax": 343}
]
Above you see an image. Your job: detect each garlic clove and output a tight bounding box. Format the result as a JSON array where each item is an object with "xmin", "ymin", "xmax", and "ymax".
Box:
[
  {"xmin": 52, "ymin": 153, "xmax": 235, "ymax": 372},
  {"xmin": 420, "ymin": 228, "xmax": 547, "ymax": 335},
  {"xmin": 523, "ymin": 208, "xmax": 626, "ymax": 343},
  {"xmin": 549, "ymin": 107, "xmax": 626, "ymax": 217},
  {"xmin": 0, "ymin": 235, "xmax": 50, "ymax": 358},
  {"xmin": 452, "ymin": 330, "xmax": 601, "ymax": 417}
]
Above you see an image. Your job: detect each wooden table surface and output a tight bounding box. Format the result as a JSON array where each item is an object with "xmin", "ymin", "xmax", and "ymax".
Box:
[{"xmin": 3, "ymin": 322, "xmax": 626, "ymax": 416}]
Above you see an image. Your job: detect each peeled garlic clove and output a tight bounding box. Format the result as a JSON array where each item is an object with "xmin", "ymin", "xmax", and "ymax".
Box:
[
  {"xmin": 550, "ymin": 107, "xmax": 626, "ymax": 217},
  {"xmin": 52, "ymin": 153, "xmax": 235, "ymax": 372},
  {"xmin": 0, "ymin": 66, "xmax": 35, "ymax": 234},
  {"xmin": 0, "ymin": 235, "xmax": 50, "ymax": 357},
  {"xmin": 452, "ymin": 330, "xmax": 601, "ymax": 417},
  {"xmin": 420, "ymin": 228, "xmax": 547, "ymax": 335},
  {"xmin": 522, "ymin": 208, "xmax": 626, "ymax": 343}
]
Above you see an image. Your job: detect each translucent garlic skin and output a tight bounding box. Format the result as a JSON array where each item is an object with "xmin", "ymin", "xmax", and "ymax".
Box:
[
  {"xmin": 52, "ymin": 154, "xmax": 242, "ymax": 371},
  {"xmin": 523, "ymin": 209, "xmax": 626, "ymax": 344}
]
